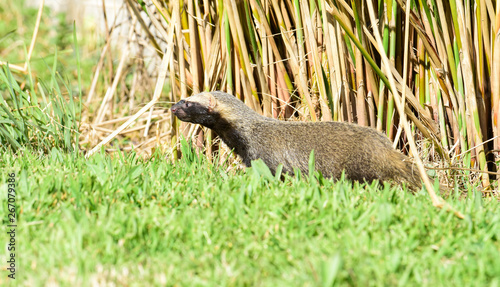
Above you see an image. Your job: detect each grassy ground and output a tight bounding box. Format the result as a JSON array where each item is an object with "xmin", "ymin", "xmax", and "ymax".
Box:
[{"xmin": 1, "ymin": 147, "xmax": 499, "ymax": 286}]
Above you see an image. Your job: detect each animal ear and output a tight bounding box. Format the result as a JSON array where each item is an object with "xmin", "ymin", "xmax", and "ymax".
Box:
[{"xmin": 207, "ymin": 93, "xmax": 217, "ymax": 112}]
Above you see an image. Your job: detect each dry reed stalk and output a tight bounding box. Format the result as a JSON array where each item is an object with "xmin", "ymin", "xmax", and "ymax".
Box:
[
  {"xmin": 86, "ymin": 41, "xmax": 111, "ymax": 107},
  {"xmin": 172, "ymin": 0, "xmax": 189, "ymax": 142},
  {"xmin": 391, "ymin": 0, "xmax": 412, "ymax": 151},
  {"xmin": 301, "ymin": 1, "xmax": 332, "ymax": 121},
  {"xmin": 203, "ymin": 26, "xmax": 223, "ymax": 90},
  {"xmin": 169, "ymin": 59, "xmax": 178, "ymax": 161},
  {"xmin": 94, "ymin": 22, "xmax": 133, "ymax": 124},
  {"xmin": 95, "ymin": 110, "xmax": 164, "ymax": 127},
  {"xmin": 492, "ymin": 6, "xmax": 500, "ymax": 187},
  {"xmin": 226, "ymin": 0, "xmax": 260, "ymax": 103},
  {"xmin": 134, "ymin": 131, "xmax": 171, "ymax": 150},
  {"xmin": 321, "ymin": 2, "xmax": 341, "ymax": 121},
  {"xmin": 187, "ymin": 0, "xmax": 202, "ymax": 94}
]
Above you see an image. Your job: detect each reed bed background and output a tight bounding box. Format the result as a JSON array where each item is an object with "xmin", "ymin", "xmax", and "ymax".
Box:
[{"xmin": 2, "ymin": 0, "xmax": 500, "ymax": 191}]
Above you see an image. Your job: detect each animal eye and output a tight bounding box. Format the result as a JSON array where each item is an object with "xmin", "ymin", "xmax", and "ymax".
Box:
[{"xmin": 185, "ymin": 102, "xmax": 192, "ymax": 107}]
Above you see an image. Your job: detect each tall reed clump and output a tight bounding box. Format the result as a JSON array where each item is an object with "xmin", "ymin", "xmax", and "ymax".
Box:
[{"xmin": 83, "ymin": 0, "xmax": 500, "ymax": 191}]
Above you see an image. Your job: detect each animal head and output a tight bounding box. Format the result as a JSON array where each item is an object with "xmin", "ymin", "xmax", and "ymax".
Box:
[
  {"xmin": 171, "ymin": 91, "xmax": 259, "ymax": 128},
  {"xmin": 171, "ymin": 92, "xmax": 218, "ymax": 127}
]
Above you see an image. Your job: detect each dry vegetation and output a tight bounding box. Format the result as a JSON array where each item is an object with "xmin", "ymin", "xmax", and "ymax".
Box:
[{"xmin": 4, "ymin": 0, "xmax": 500, "ymax": 192}]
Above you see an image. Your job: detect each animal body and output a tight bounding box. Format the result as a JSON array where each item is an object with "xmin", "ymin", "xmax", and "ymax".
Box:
[{"xmin": 171, "ymin": 91, "xmax": 421, "ymax": 187}]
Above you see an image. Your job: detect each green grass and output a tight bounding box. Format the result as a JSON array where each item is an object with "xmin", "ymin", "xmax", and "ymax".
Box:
[
  {"xmin": 0, "ymin": 60, "xmax": 81, "ymax": 153},
  {"xmin": 0, "ymin": 0, "xmax": 99, "ymax": 153},
  {"xmin": 1, "ymin": 148, "xmax": 499, "ymax": 286}
]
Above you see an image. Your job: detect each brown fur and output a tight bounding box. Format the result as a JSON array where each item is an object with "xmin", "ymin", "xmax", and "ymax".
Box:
[{"xmin": 171, "ymin": 91, "xmax": 421, "ymax": 188}]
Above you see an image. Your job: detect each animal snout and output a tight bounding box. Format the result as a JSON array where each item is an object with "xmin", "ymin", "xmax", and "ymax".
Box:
[{"xmin": 171, "ymin": 100, "xmax": 185, "ymax": 113}]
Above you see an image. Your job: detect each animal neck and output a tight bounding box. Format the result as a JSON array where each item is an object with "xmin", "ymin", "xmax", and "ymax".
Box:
[{"xmin": 211, "ymin": 117, "xmax": 257, "ymax": 162}]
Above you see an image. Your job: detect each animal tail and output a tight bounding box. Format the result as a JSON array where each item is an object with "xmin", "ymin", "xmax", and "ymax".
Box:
[
  {"xmin": 403, "ymin": 160, "xmax": 423, "ymax": 191},
  {"xmin": 401, "ymin": 160, "xmax": 452, "ymax": 195}
]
